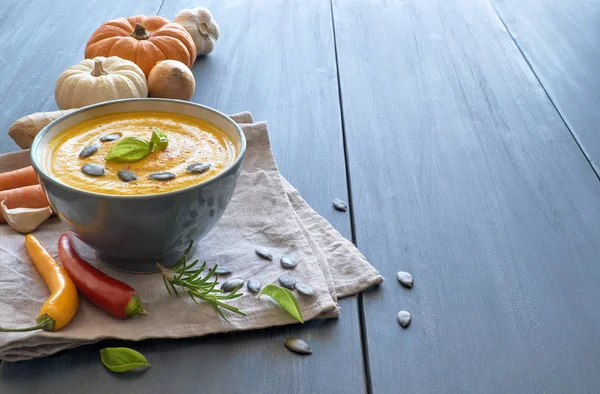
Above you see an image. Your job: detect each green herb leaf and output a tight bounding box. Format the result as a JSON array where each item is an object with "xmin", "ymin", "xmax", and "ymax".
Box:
[
  {"xmin": 105, "ymin": 137, "xmax": 151, "ymax": 163},
  {"xmin": 99, "ymin": 347, "xmax": 150, "ymax": 373},
  {"xmin": 150, "ymin": 127, "xmax": 168, "ymax": 152},
  {"xmin": 259, "ymin": 284, "xmax": 304, "ymax": 323}
]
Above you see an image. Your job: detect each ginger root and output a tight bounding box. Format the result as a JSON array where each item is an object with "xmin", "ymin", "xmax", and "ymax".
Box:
[{"xmin": 8, "ymin": 109, "xmax": 74, "ymax": 149}]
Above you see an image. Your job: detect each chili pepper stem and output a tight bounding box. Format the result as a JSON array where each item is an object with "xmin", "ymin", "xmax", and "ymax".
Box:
[
  {"xmin": 125, "ymin": 294, "xmax": 148, "ymax": 317},
  {"xmin": 0, "ymin": 314, "xmax": 55, "ymax": 332}
]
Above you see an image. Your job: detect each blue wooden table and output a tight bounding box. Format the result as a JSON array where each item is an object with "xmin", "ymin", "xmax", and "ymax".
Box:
[{"xmin": 1, "ymin": 0, "xmax": 599, "ymax": 392}]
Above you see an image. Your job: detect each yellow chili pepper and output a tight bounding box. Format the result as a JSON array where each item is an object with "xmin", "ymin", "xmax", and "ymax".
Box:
[{"xmin": 0, "ymin": 234, "xmax": 78, "ymax": 332}]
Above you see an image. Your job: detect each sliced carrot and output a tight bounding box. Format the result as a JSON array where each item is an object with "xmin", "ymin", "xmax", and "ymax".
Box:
[
  {"xmin": 0, "ymin": 166, "xmax": 39, "ymax": 191},
  {"xmin": 0, "ymin": 185, "xmax": 50, "ymax": 223}
]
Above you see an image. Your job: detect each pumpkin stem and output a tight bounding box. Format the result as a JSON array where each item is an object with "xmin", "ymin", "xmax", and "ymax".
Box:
[
  {"xmin": 131, "ymin": 23, "xmax": 150, "ymax": 40},
  {"xmin": 90, "ymin": 60, "xmax": 107, "ymax": 77}
]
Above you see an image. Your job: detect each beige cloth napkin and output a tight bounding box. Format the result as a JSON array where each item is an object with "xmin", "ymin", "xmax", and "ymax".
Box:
[{"xmin": 0, "ymin": 112, "xmax": 383, "ymax": 361}]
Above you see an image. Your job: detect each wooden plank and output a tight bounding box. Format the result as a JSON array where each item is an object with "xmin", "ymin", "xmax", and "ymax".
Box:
[
  {"xmin": 0, "ymin": 1, "xmax": 364, "ymax": 393},
  {"xmin": 332, "ymin": 0, "xmax": 600, "ymax": 392},
  {"xmin": 492, "ymin": 0, "xmax": 600, "ymax": 174}
]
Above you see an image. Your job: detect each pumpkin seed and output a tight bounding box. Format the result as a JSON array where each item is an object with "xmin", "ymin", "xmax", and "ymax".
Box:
[
  {"xmin": 100, "ymin": 133, "xmax": 121, "ymax": 142},
  {"xmin": 247, "ymin": 279, "xmax": 262, "ymax": 293},
  {"xmin": 221, "ymin": 278, "xmax": 244, "ymax": 292},
  {"xmin": 283, "ymin": 338, "xmax": 312, "ymax": 355},
  {"xmin": 280, "ymin": 255, "xmax": 296, "ymax": 269},
  {"xmin": 278, "ymin": 274, "xmax": 296, "ymax": 290},
  {"xmin": 117, "ymin": 170, "xmax": 137, "ymax": 183},
  {"xmin": 333, "ymin": 198, "xmax": 348, "ymax": 211},
  {"xmin": 187, "ymin": 162, "xmax": 211, "ymax": 174},
  {"xmin": 295, "ymin": 282, "xmax": 314, "ymax": 296},
  {"xmin": 79, "ymin": 143, "xmax": 99, "ymax": 158},
  {"xmin": 397, "ymin": 271, "xmax": 414, "ymax": 288},
  {"xmin": 149, "ymin": 171, "xmax": 176, "ymax": 181},
  {"xmin": 214, "ymin": 266, "xmax": 232, "ymax": 275},
  {"xmin": 397, "ymin": 310, "xmax": 411, "ymax": 328},
  {"xmin": 255, "ymin": 247, "xmax": 273, "ymax": 260},
  {"xmin": 81, "ymin": 163, "xmax": 104, "ymax": 176}
]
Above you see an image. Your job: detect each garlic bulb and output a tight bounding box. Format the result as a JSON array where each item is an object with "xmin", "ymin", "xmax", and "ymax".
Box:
[
  {"xmin": 1, "ymin": 200, "xmax": 52, "ymax": 233},
  {"xmin": 174, "ymin": 7, "xmax": 219, "ymax": 56}
]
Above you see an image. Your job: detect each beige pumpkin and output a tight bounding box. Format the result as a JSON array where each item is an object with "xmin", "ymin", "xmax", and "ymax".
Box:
[
  {"xmin": 174, "ymin": 7, "xmax": 219, "ymax": 56},
  {"xmin": 55, "ymin": 56, "xmax": 148, "ymax": 110},
  {"xmin": 148, "ymin": 60, "xmax": 195, "ymax": 100}
]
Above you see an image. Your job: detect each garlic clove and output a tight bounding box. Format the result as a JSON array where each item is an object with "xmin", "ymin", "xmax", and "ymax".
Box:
[{"xmin": 1, "ymin": 200, "xmax": 53, "ymax": 234}]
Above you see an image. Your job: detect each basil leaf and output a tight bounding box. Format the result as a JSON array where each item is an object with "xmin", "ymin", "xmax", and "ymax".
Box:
[
  {"xmin": 150, "ymin": 127, "xmax": 168, "ymax": 152},
  {"xmin": 100, "ymin": 347, "xmax": 150, "ymax": 373},
  {"xmin": 259, "ymin": 284, "xmax": 304, "ymax": 323},
  {"xmin": 105, "ymin": 137, "xmax": 151, "ymax": 163}
]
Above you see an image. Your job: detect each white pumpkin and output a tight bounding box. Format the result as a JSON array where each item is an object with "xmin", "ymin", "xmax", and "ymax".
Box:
[
  {"xmin": 54, "ymin": 56, "xmax": 148, "ymax": 110},
  {"xmin": 174, "ymin": 7, "xmax": 219, "ymax": 56}
]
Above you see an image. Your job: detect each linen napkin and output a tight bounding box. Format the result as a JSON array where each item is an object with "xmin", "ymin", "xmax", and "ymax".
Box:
[{"xmin": 0, "ymin": 112, "xmax": 383, "ymax": 361}]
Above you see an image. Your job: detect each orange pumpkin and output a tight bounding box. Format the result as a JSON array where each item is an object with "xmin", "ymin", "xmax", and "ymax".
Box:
[{"xmin": 84, "ymin": 15, "xmax": 197, "ymax": 77}]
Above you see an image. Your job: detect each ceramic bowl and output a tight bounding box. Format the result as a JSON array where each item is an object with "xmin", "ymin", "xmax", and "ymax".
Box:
[{"xmin": 30, "ymin": 99, "xmax": 246, "ymax": 273}]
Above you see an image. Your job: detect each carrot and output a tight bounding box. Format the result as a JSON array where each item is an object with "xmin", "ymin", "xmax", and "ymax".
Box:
[
  {"xmin": 0, "ymin": 185, "xmax": 49, "ymax": 223},
  {"xmin": 0, "ymin": 166, "xmax": 39, "ymax": 191}
]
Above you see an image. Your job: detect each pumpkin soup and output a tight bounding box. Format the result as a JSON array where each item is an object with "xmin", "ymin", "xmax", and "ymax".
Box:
[{"xmin": 46, "ymin": 112, "xmax": 236, "ymax": 195}]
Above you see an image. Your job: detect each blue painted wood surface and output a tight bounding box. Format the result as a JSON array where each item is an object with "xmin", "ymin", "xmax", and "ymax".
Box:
[{"xmin": 1, "ymin": 0, "xmax": 600, "ymax": 392}]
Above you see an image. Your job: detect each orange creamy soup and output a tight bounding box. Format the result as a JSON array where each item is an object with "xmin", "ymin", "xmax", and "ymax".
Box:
[{"xmin": 45, "ymin": 112, "xmax": 236, "ymax": 195}]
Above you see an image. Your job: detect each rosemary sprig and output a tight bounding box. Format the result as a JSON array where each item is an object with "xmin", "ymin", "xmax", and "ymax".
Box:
[{"xmin": 157, "ymin": 241, "xmax": 246, "ymax": 320}]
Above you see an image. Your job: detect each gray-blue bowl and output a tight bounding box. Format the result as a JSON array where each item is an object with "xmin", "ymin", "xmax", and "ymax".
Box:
[{"xmin": 30, "ymin": 99, "xmax": 246, "ymax": 273}]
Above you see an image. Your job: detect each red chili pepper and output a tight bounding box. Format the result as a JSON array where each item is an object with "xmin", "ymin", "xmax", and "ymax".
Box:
[{"xmin": 58, "ymin": 234, "xmax": 147, "ymax": 318}]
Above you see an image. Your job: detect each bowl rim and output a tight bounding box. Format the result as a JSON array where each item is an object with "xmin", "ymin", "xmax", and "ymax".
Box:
[{"xmin": 30, "ymin": 98, "xmax": 247, "ymax": 200}]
